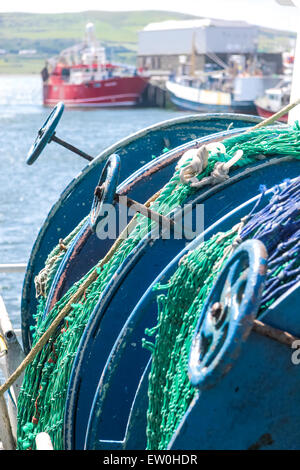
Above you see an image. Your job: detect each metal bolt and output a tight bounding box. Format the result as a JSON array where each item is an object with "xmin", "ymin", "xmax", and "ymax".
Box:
[
  {"xmin": 210, "ymin": 302, "xmax": 223, "ymax": 322},
  {"xmin": 94, "ymin": 184, "xmax": 104, "ymax": 200}
]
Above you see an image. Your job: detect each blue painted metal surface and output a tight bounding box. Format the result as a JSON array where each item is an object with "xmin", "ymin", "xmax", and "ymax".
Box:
[
  {"xmin": 26, "ymin": 102, "xmax": 64, "ymax": 165},
  {"xmin": 81, "ymin": 178, "xmax": 300, "ymax": 450},
  {"xmin": 43, "ymin": 154, "xmax": 121, "ymax": 316},
  {"xmin": 65, "ymin": 159, "xmax": 300, "ymax": 449},
  {"xmin": 21, "ymin": 113, "xmax": 265, "ymax": 353}
]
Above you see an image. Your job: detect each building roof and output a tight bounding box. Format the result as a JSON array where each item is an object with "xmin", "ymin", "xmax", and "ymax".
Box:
[
  {"xmin": 143, "ymin": 18, "xmax": 254, "ymax": 32},
  {"xmin": 138, "ymin": 18, "xmax": 258, "ymax": 56}
]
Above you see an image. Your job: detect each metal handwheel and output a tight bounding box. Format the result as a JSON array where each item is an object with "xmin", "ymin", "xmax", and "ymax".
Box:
[{"xmin": 189, "ymin": 239, "xmax": 268, "ymax": 390}]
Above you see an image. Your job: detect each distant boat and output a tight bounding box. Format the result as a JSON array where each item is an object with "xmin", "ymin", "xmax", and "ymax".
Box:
[
  {"xmin": 255, "ymin": 80, "xmax": 291, "ymax": 123},
  {"xmin": 41, "ymin": 23, "xmax": 148, "ymax": 108},
  {"xmin": 166, "ymin": 73, "xmax": 281, "ymax": 114}
]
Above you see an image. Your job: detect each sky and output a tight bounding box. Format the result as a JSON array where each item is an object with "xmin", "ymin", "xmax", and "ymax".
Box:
[{"xmin": 0, "ymin": 0, "xmax": 298, "ymax": 32}]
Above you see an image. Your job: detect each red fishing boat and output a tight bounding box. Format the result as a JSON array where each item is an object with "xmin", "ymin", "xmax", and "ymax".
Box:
[{"xmin": 41, "ymin": 23, "xmax": 148, "ymax": 108}]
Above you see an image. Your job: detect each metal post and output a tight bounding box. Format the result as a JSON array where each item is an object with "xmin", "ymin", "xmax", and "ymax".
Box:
[
  {"xmin": 0, "ymin": 264, "xmax": 26, "ymax": 273},
  {"xmin": 0, "ymin": 296, "xmax": 25, "ymax": 399},
  {"xmin": 0, "ymin": 393, "xmax": 15, "ymax": 450},
  {"xmin": 51, "ymin": 134, "xmax": 94, "ymax": 161}
]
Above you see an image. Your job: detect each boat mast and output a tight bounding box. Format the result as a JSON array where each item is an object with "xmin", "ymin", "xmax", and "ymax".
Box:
[
  {"xmin": 190, "ymin": 31, "xmax": 196, "ymax": 77},
  {"xmin": 85, "ymin": 22, "xmax": 96, "ymax": 72}
]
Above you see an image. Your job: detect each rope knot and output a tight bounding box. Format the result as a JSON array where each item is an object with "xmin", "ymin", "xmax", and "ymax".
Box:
[
  {"xmin": 189, "ymin": 149, "xmax": 244, "ymax": 189},
  {"xmin": 209, "ymin": 161, "xmax": 230, "ymax": 184},
  {"xmin": 178, "ymin": 146, "xmax": 209, "ymax": 185}
]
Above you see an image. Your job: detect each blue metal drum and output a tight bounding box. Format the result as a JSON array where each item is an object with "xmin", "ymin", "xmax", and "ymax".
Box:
[
  {"xmin": 64, "ymin": 158, "xmax": 300, "ymax": 449},
  {"xmin": 82, "ymin": 181, "xmax": 300, "ymax": 450},
  {"xmin": 82, "ymin": 185, "xmax": 272, "ymax": 450},
  {"xmin": 21, "ymin": 113, "xmax": 264, "ymax": 353}
]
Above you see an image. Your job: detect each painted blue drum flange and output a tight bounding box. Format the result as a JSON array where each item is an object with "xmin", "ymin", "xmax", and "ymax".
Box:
[
  {"xmin": 21, "ymin": 113, "xmax": 266, "ymax": 353},
  {"xmin": 43, "ymin": 154, "xmax": 121, "ymax": 316},
  {"xmin": 169, "ymin": 280, "xmax": 300, "ymax": 450},
  {"xmin": 65, "ymin": 159, "xmax": 300, "ymax": 449}
]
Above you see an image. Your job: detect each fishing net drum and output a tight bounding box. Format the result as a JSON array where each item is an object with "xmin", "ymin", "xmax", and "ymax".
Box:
[{"xmin": 8, "ymin": 117, "xmax": 300, "ymax": 450}]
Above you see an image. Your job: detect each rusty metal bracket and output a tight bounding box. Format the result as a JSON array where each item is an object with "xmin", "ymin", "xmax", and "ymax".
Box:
[
  {"xmin": 253, "ymin": 319, "xmax": 300, "ymax": 348},
  {"xmin": 115, "ymin": 194, "xmax": 174, "ymax": 228}
]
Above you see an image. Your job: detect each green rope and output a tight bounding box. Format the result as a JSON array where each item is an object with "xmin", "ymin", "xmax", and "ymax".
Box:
[{"xmin": 34, "ymin": 215, "xmax": 89, "ymax": 299}]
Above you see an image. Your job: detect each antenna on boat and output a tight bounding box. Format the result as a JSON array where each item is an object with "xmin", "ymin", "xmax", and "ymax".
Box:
[
  {"xmin": 85, "ymin": 22, "xmax": 96, "ymax": 45},
  {"xmin": 26, "ymin": 102, "xmax": 93, "ymax": 165},
  {"xmin": 190, "ymin": 31, "xmax": 196, "ymax": 77}
]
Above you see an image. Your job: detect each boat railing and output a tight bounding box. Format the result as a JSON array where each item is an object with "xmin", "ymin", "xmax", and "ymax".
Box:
[{"xmin": 0, "ymin": 264, "xmax": 26, "ymax": 273}]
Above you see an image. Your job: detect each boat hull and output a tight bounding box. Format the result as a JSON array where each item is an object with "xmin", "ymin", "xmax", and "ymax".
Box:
[
  {"xmin": 168, "ymin": 89, "xmax": 256, "ymax": 114},
  {"xmin": 43, "ymin": 76, "xmax": 148, "ymax": 107},
  {"xmin": 255, "ymin": 101, "xmax": 288, "ymax": 123},
  {"xmin": 166, "ymin": 80, "xmax": 256, "ymax": 114}
]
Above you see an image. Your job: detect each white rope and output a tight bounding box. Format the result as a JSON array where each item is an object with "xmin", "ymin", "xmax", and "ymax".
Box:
[
  {"xmin": 179, "ymin": 144, "xmax": 244, "ymax": 189},
  {"xmin": 177, "ymin": 146, "xmax": 209, "ymax": 185}
]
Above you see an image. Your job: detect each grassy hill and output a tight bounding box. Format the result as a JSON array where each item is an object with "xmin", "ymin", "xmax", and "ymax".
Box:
[
  {"xmin": 0, "ymin": 10, "xmax": 195, "ymax": 73},
  {"xmin": 0, "ymin": 10, "xmax": 295, "ymax": 74}
]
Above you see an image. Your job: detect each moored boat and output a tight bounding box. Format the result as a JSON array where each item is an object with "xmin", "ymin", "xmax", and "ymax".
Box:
[
  {"xmin": 255, "ymin": 81, "xmax": 291, "ymax": 123},
  {"xmin": 166, "ymin": 73, "xmax": 281, "ymax": 114},
  {"xmin": 41, "ymin": 23, "xmax": 148, "ymax": 108}
]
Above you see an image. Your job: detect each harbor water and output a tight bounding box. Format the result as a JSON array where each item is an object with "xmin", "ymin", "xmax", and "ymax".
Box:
[{"xmin": 0, "ymin": 75, "xmax": 184, "ymax": 330}]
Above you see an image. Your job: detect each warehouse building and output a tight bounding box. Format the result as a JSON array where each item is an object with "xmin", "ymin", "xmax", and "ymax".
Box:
[{"xmin": 137, "ymin": 19, "xmax": 282, "ymax": 77}]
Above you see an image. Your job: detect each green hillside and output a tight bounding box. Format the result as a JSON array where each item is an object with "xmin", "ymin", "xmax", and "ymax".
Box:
[
  {"xmin": 0, "ymin": 10, "xmax": 295, "ymax": 74},
  {"xmin": 0, "ymin": 10, "xmax": 195, "ymax": 73},
  {"xmin": 0, "ymin": 11, "xmax": 195, "ymax": 44}
]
